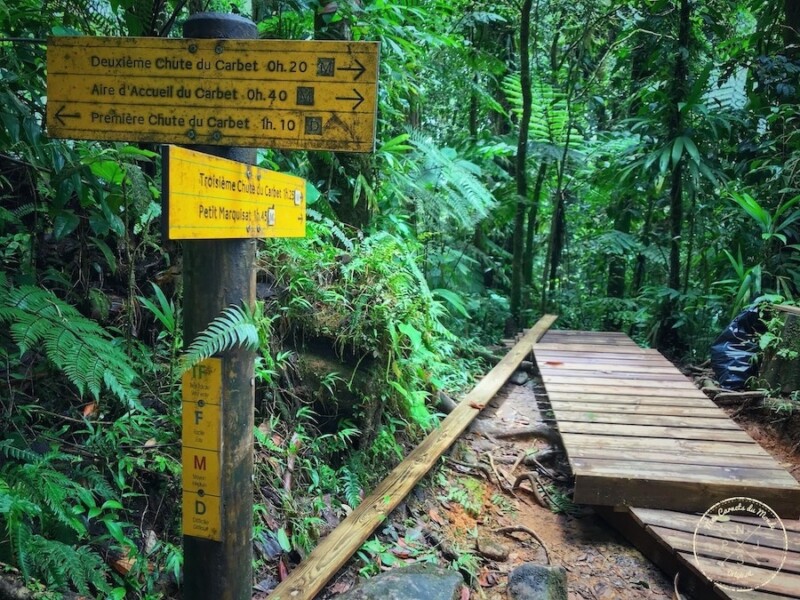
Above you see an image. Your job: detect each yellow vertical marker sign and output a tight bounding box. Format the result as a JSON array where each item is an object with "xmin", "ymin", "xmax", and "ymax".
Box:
[{"xmin": 182, "ymin": 358, "xmax": 222, "ymax": 541}]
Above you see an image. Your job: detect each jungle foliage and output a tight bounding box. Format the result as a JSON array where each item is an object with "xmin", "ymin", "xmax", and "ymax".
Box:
[{"xmin": 1, "ymin": 0, "xmax": 799, "ymax": 596}]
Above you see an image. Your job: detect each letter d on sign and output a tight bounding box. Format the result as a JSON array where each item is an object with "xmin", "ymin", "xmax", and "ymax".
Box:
[{"xmin": 195, "ymin": 500, "xmax": 207, "ymax": 515}]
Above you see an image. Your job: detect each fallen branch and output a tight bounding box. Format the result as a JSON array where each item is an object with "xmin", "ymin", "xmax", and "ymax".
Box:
[
  {"xmin": 436, "ymin": 391, "xmax": 459, "ymax": 414},
  {"xmin": 446, "ymin": 458, "xmax": 492, "ymax": 481},
  {"xmin": 510, "ymin": 450, "xmax": 527, "ymax": 476},
  {"xmin": 494, "ymin": 448, "xmax": 563, "ymax": 467},
  {"xmin": 486, "ymin": 452, "xmax": 514, "ymax": 491},
  {"xmin": 495, "ymin": 526, "xmax": 550, "ymax": 564},
  {"xmin": 512, "ymin": 472, "xmax": 548, "ymax": 508},
  {"xmin": 714, "ymin": 391, "xmax": 766, "ymax": 404}
]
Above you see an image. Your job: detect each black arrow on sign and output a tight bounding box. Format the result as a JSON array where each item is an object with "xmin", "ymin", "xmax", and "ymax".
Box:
[
  {"xmin": 335, "ymin": 88, "xmax": 365, "ymax": 110},
  {"xmin": 54, "ymin": 105, "xmax": 81, "ymax": 126},
  {"xmin": 337, "ymin": 58, "xmax": 366, "ymax": 81}
]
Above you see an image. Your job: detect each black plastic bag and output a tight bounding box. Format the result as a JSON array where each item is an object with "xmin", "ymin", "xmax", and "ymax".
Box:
[{"xmin": 710, "ymin": 306, "xmax": 765, "ymax": 390}]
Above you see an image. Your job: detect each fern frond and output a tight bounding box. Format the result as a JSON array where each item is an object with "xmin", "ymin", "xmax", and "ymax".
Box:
[
  {"xmin": 180, "ymin": 304, "xmax": 260, "ymax": 373},
  {"xmin": 0, "ymin": 440, "xmax": 39, "ymax": 463},
  {"xmin": 408, "ymin": 132, "xmax": 496, "ymax": 232},
  {"xmin": 306, "ymin": 209, "xmax": 355, "ymax": 251},
  {"xmin": 28, "ymin": 536, "xmax": 111, "ymax": 595},
  {"xmin": 340, "ymin": 466, "xmax": 362, "ymax": 508},
  {"xmin": 0, "ymin": 280, "xmax": 138, "ymax": 406}
]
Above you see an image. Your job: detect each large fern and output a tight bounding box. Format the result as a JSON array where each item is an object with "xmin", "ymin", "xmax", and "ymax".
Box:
[
  {"xmin": 408, "ymin": 132, "xmax": 496, "ymax": 231},
  {"xmin": 502, "ymin": 73, "xmax": 585, "ymax": 159},
  {"xmin": 0, "ymin": 274, "xmax": 138, "ymax": 406},
  {"xmin": 26, "ymin": 535, "xmax": 112, "ymax": 596},
  {"xmin": 0, "ymin": 445, "xmax": 118, "ymax": 595}
]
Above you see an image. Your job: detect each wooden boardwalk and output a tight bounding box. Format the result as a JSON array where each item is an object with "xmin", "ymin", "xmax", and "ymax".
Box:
[{"xmin": 535, "ymin": 330, "xmax": 800, "ymax": 517}]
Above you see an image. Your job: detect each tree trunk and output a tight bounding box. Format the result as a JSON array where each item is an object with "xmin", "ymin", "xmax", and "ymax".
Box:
[
  {"xmin": 785, "ymin": 0, "xmax": 800, "ymax": 52},
  {"xmin": 656, "ymin": 0, "xmax": 690, "ymax": 352},
  {"xmin": 761, "ymin": 307, "xmax": 800, "ymax": 393},
  {"xmin": 508, "ymin": 0, "xmax": 534, "ymax": 331},
  {"xmin": 604, "ymin": 198, "xmax": 632, "ymax": 329},
  {"xmin": 523, "ymin": 161, "xmax": 548, "ymax": 296},
  {"xmin": 632, "ymin": 192, "xmax": 655, "ymax": 295}
]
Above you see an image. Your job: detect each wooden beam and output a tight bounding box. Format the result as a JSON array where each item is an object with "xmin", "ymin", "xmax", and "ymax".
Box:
[{"xmin": 268, "ymin": 314, "xmax": 557, "ymax": 600}]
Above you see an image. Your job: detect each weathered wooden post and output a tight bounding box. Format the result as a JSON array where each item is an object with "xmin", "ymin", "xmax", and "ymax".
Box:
[{"xmin": 181, "ymin": 13, "xmax": 257, "ymax": 600}]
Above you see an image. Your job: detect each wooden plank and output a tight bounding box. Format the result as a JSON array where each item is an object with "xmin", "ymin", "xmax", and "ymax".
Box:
[
  {"xmin": 535, "ymin": 343, "xmax": 653, "ymax": 354},
  {"xmin": 266, "ymin": 315, "xmax": 558, "ymax": 600},
  {"xmin": 574, "ymin": 474, "xmax": 800, "ymax": 517},
  {"xmin": 546, "ymin": 392, "xmax": 716, "ymax": 406},
  {"xmin": 537, "ymin": 348, "xmax": 670, "ymax": 358},
  {"xmin": 632, "ymin": 509, "xmax": 800, "ymax": 552},
  {"xmin": 542, "ymin": 374, "xmax": 699, "ymax": 389},
  {"xmin": 651, "ymin": 526, "xmax": 800, "ymax": 575},
  {"xmin": 539, "ymin": 335, "xmax": 637, "ymax": 346},
  {"xmin": 596, "ymin": 507, "xmax": 726, "ymax": 599},
  {"xmin": 681, "ymin": 553, "xmax": 800, "ymax": 597},
  {"xmin": 545, "ymin": 383, "xmax": 708, "ymax": 398},
  {"xmin": 558, "ymin": 422, "xmax": 754, "ymax": 442},
  {"xmin": 560, "ymin": 433, "xmax": 771, "ymax": 457},
  {"xmin": 571, "ymin": 459, "xmax": 796, "ymax": 485},
  {"xmin": 541, "ymin": 368, "xmax": 690, "ymax": 381},
  {"xmin": 538, "ymin": 362, "xmax": 682, "ymax": 374},
  {"xmin": 537, "ymin": 351, "xmax": 673, "ymax": 362},
  {"xmin": 728, "ymin": 514, "xmax": 800, "ymax": 535},
  {"xmin": 565, "ymin": 446, "xmax": 782, "ymax": 470},
  {"xmin": 551, "ymin": 410, "xmax": 742, "ymax": 429},
  {"xmin": 549, "ymin": 402, "xmax": 729, "ymax": 418},
  {"xmin": 540, "ymin": 330, "xmax": 631, "ymax": 338}
]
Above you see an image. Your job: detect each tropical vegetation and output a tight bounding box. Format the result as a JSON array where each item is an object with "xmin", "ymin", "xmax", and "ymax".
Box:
[{"xmin": 0, "ymin": 0, "xmax": 798, "ymax": 596}]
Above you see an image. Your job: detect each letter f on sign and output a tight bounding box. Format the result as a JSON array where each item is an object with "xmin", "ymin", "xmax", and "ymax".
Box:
[{"xmin": 195, "ymin": 409, "xmax": 203, "ymax": 425}]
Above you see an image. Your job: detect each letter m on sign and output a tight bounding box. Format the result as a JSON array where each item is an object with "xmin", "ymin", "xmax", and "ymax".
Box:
[{"xmin": 194, "ymin": 454, "xmax": 207, "ymax": 470}]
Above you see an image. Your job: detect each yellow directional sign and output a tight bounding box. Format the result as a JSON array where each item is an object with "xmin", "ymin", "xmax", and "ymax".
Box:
[
  {"xmin": 182, "ymin": 358, "xmax": 223, "ymax": 541},
  {"xmin": 164, "ymin": 145, "xmax": 306, "ymax": 240},
  {"xmin": 46, "ymin": 36, "xmax": 379, "ymax": 152}
]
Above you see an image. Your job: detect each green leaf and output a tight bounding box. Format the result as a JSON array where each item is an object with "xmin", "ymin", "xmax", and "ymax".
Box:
[
  {"xmin": 305, "ymin": 180, "xmax": 321, "ymax": 206},
  {"xmin": 432, "ymin": 288, "xmax": 469, "ymax": 318},
  {"xmin": 53, "ymin": 211, "xmax": 80, "ymax": 239},
  {"xmin": 683, "ymin": 137, "xmax": 700, "ymax": 164},
  {"xmin": 88, "ymin": 160, "xmax": 126, "ymax": 185},
  {"xmin": 104, "ymin": 519, "xmax": 126, "ymax": 545},
  {"xmin": 276, "ymin": 528, "xmax": 292, "ymax": 552},
  {"xmin": 671, "ymin": 137, "xmax": 685, "ymax": 166},
  {"xmin": 658, "ymin": 146, "xmax": 671, "ymax": 175}
]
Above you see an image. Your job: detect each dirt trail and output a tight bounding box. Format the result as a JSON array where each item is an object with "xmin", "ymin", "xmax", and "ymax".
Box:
[
  {"xmin": 447, "ymin": 380, "xmax": 674, "ymax": 599},
  {"xmin": 317, "ymin": 378, "xmax": 676, "ymax": 598}
]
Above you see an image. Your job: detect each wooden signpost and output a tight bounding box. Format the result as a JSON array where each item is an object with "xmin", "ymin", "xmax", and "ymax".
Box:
[
  {"xmin": 46, "ymin": 36, "xmax": 379, "ymax": 152},
  {"xmin": 45, "ymin": 12, "xmax": 378, "ymax": 599}
]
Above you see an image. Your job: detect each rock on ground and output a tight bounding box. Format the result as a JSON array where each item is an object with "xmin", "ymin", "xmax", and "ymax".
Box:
[
  {"xmin": 338, "ymin": 563, "xmax": 465, "ymax": 600},
  {"xmin": 507, "ymin": 563, "xmax": 568, "ymax": 600}
]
